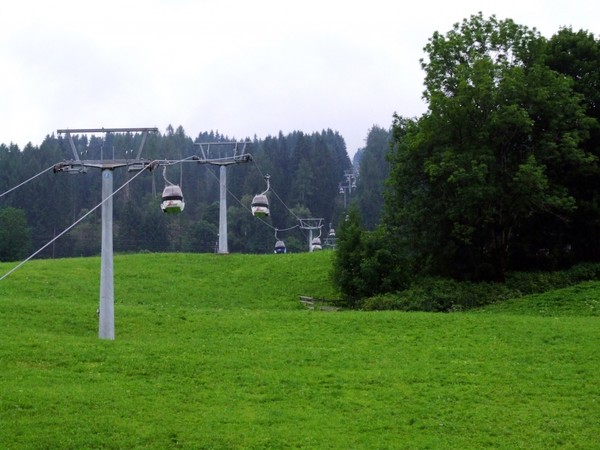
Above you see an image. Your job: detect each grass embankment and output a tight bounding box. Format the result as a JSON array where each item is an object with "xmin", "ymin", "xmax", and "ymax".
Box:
[{"xmin": 1, "ymin": 252, "xmax": 599, "ymax": 449}]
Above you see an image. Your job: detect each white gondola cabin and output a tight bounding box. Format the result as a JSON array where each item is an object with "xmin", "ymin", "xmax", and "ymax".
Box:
[
  {"xmin": 161, "ymin": 184, "xmax": 185, "ymax": 214},
  {"xmin": 274, "ymin": 240, "xmax": 287, "ymax": 254},
  {"xmin": 311, "ymin": 237, "xmax": 322, "ymax": 251},
  {"xmin": 252, "ymin": 174, "xmax": 271, "ymax": 217},
  {"xmin": 251, "ymin": 194, "xmax": 269, "ymax": 217}
]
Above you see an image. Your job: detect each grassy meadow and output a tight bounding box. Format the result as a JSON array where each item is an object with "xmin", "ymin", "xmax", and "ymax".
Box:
[{"xmin": 1, "ymin": 251, "xmax": 599, "ymax": 449}]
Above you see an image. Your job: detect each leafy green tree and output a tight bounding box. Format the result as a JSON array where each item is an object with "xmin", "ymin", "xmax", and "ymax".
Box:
[
  {"xmin": 332, "ymin": 207, "xmax": 409, "ymax": 305},
  {"xmin": 546, "ymin": 28, "xmax": 600, "ymax": 123},
  {"xmin": 544, "ymin": 28, "xmax": 600, "ymax": 262},
  {"xmin": 386, "ymin": 13, "xmax": 596, "ymax": 281},
  {"xmin": 0, "ymin": 207, "xmax": 31, "ymax": 261},
  {"xmin": 331, "ymin": 207, "xmax": 365, "ymax": 306}
]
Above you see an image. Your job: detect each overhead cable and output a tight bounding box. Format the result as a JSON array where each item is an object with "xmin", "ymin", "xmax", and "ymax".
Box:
[
  {"xmin": 0, "ymin": 162, "xmax": 156, "ymax": 282},
  {"xmin": 0, "ymin": 164, "xmax": 56, "ymax": 199},
  {"xmin": 251, "ymin": 159, "xmax": 301, "ymax": 222}
]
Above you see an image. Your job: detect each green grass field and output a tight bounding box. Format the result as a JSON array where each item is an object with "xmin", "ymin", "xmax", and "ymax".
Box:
[{"xmin": 1, "ymin": 252, "xmax": 599, "ymax": 449}]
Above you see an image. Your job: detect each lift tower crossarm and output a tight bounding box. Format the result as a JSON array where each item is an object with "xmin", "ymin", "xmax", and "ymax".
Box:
[
  {"xmin": 56, "ymin": 128, "xmax": 159, "ymax": 174},
  {"xmin": 57, "ymin": 127, "xmax": 159, "ymax": 134},
  {"xmin": 195, "ymin": 141, "xmax": 252, "ymax": 163}
]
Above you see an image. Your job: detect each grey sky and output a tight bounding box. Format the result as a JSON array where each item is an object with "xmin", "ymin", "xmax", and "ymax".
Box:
[{"xmin": 1, "ymin": 0, "xmax": 599, "ymax": 158}]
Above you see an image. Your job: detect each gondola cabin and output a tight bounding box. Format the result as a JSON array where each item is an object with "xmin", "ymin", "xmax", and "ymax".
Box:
[
  {"xmin": 274, "ymin": 240, "xmax": 287, "ymax": 254},
  {"xmin": 161, "ymin": 185, "xmax": 185, "ymax": 214},
  {"xmin": 251, "ymin": 194, "xmax": 269, "ymax": 217},
  {"xmin": 311, "ymin": 237, "xmax": 322, "ymax": 251}
]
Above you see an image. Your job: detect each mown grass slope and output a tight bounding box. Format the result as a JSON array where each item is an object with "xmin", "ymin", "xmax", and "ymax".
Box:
[
  {"xmin": 1, "ymin": 252, "xmax": 599, "ymax": 449},
  {"xmin": 474, "ymin": 280, "xmax": 600, "ymax": 316}
]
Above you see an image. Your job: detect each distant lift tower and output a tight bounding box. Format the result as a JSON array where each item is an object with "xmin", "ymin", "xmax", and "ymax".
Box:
[
  {"xmin": 338, "ymin": 169, "xmax": 357, "ymax": 208},
  {"xmin": 299, "ymin": 218, "xmax": 324, "ymax": 252},
  {"xmin": 54, "ymin": 127, "xmax": 158, "ymax": 340},
  {"xmin": 194, "ymin": 141, "xmax": 252, "ymax": 254}
]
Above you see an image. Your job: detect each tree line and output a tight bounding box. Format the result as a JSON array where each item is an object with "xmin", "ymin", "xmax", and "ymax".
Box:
[
  {"xmin": 0, "ymin": 127, "xmax": 352, "ymax": 261},
  {"xmin": 334, "ymin": 14, "xmax": 600, "ymax": 304}
]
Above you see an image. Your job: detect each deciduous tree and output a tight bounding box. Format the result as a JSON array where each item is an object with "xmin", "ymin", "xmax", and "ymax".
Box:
[{"xmin": 387, "ymin": 13, "xmax": 596, "ymax": 281}]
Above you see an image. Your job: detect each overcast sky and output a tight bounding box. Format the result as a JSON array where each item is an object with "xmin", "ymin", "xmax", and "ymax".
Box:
[{"xmin": 1, "ymin": 0, "xmax": 599, "ymax": 158}]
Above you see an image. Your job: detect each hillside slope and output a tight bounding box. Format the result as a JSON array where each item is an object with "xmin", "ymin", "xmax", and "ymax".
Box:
[
  {"xmin": 0, "ymin": 251, "xmax": 338, "ymax": 311},
  {"xmin": 1, "ymin": 253, "xmax": 599, "ymax": 449},
  {"xmin": 473, "ymin": 281, "xmax": 600, "ymax": 316}
]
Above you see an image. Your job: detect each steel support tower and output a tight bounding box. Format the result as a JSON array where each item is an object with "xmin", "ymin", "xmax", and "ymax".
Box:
[
  {"xmin": 54, "ymin": 127, "xmax": 158, "ymax": 340},
  {"xmin": 194, "ymin": 141, "xmax": 252, "ymax": 254},
  {"xmin": 298, "ymin": 218, "xmax": 324, "ymax": 252},
  {"xmin": 338, "ymin": 169, "xmax": 357, "ymax": 208}
]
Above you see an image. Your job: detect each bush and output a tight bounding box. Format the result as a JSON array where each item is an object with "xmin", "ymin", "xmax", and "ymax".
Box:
[
  {"xmin": 362, "ymin": 278, "xmax": 517, "ymax": 312},
  {"xmin": 360, "ymin": 294, "xmax": 416, "ymax": 312},
  {"xmin": 331, "ymin": 208, "xmax": 410, "ymax": 307},
  {"xmin": 505, "ymin": 263, "xmax": 600, "ymax": 296},
  {"xmin": 361, "ymin": 263, "xmax": 600, "ymax": 312}
]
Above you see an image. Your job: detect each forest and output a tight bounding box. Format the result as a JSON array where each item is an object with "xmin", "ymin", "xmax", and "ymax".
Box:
[{"xmin": 0, "ymin": 126, "xmax": 355, "ymax": 260}]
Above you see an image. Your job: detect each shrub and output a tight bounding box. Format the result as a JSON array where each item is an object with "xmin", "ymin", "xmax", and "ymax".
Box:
[
  {"xmin": 505, "ymin": 263, "xmax": 600, "ymax": 295},
  {"xmin": 361, "ymin": 263, "xmax": 600, "ymax": 312},
  {"xmin": 362, "ymin": 278, "xmax": 517, "ymax": 312},
  {"xmin": 331, "ymin": 208, "xmax": 410, "ymax": 307}
]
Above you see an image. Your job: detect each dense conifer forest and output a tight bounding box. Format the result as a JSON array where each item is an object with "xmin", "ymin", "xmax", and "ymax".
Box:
[{"xmin": 0, "ymin": 126, "xmax": 354, "ymax": 260}]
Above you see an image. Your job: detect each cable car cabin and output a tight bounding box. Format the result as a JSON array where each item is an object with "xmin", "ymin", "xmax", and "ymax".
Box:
[
  {"xmin": 251, "ymin": 194, "xmax": 269, "ymax": 217},
  {"xmin": 274, "ymin": 240, "xmax": 287, "ymax": 254},
  {"xmin": 328, "ymin": 228, "xmax": 336, "ymax": 238},
  {"xmin": 161, "ymin": 185, "xmax": 185, "ymax": 214},
  {"xmin": 311, "ymin": 237, "xmax": 322, "ymax": 251}
]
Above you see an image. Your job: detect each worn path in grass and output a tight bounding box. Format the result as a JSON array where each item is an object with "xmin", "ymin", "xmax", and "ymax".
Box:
[{"xmin": 1, "ymin": 253, "xmax": 599, "ymax": 449}]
